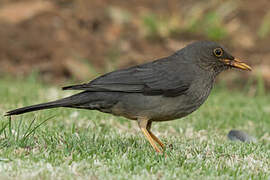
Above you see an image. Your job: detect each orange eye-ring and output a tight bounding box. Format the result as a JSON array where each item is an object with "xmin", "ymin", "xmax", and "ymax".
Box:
[{"xmin": 213, "ymin": 48, "xmax": 223, "ymax": 57}]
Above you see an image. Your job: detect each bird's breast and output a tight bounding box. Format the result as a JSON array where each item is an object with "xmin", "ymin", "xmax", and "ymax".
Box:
[{"xmin": 110, "ymin": 79, "xmax": 214, "ymax": 121}]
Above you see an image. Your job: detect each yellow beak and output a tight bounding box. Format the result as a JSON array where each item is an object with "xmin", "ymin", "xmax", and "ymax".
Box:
[{"xmin": 222, "ymin": 58, "xmax": 252, "ymax": 71}]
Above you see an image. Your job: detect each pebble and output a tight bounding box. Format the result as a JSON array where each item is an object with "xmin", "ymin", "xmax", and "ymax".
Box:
[{"xmin": 227, "ymin": 130, "xmax": 257, "ymax": 143}]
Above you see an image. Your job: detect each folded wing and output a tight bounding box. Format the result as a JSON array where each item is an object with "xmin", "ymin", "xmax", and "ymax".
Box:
[{"xmin": 63, "ymin": 57, "xmax": 195, "ymax": 97}]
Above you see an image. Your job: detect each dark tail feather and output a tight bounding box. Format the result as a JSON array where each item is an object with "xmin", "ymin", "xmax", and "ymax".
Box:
[
  {"xmin": 5, "ymin": 100, "xmax": 66, "ymax": 116},
  {"xmin": 5, "ymin": 92, "xmax": 92, "ymax": 116}
]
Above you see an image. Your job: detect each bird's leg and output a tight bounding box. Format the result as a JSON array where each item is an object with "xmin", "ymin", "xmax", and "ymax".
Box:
[
  {"xmin": 146, "ymin": 121, "xmax": 165, "ymax": 149},
  {"xmin": 138, "ymin": 118, "xmax": 162, "ymax": 153}
]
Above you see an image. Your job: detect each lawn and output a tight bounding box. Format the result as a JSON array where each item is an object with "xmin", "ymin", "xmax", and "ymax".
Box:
[{"xmin": 0, "ymin": 76, "xmax": 269, "ymax": 180}]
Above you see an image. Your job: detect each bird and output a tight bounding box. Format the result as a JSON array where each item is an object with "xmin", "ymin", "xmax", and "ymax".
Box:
[{"xmin": 6, "ymin": 41, "xmax": 252, "ymax": 153}]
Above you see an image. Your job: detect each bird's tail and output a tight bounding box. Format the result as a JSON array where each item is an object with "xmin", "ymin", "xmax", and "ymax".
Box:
[
  {"xmin": 5, "ymin": 101, "xmax": 64, "ymax": 116},
  {"xmin": 5, "ymin": 92, "xmax": 91, "ymax": 116}
]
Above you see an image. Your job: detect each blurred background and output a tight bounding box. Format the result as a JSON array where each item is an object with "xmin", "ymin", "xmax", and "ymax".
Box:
[{"xmin": 0, "ymin": 0, "xmax": 270, "ymax": 93}]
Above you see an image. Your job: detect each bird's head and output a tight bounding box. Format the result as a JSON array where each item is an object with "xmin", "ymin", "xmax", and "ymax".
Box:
[{"xmin": 183, "ymin": 41, "xmax": 252, "ymax": 74}]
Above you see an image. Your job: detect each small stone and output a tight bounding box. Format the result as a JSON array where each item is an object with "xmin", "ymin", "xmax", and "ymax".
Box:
[{"xmin": 228, "ymin": 130, "xmax": 257, "ymax": 143}]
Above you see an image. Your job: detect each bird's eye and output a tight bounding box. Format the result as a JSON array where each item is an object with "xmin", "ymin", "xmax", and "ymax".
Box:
[{"xmin": 213, "ymin": 48, "xmax": 223, "ymax": 57}]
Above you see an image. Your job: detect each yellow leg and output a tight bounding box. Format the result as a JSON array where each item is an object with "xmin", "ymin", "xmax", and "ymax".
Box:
[
  {"xmin": 141, "ymin": 128, "xmax": 162, "ymax": 153},
  {"xmin": 148, "ymin": 130, "xmax": 165, "ymax": 149},
  {"xmin": 146, "ymin": 121, "xmax": 165, "ymax": 149},
  {"xmin": 138, "ymin": 118, "xmax": 163, "ymax": 153}
]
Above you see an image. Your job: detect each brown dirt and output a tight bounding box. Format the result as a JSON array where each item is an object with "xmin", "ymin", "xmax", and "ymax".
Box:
[{"xmin": 0, "ymin": 0, "xmax": 270, "ymax": 89}]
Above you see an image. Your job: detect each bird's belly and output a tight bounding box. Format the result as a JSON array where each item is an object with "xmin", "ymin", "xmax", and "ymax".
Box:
[{"xmin": 111, "ymin": 93, "xmax": 207, "ymax": 121}]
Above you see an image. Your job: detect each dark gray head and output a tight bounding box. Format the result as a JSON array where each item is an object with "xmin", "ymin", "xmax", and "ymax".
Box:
[{"xmin": 178, "ymin": 41, "xmax": 251, "ymax": 74}]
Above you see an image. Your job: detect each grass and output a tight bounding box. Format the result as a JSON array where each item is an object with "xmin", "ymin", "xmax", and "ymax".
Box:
[
  {"xmin": 258, "ymin": 11, "xmax": 270, "ymax": 39},
  {"xmin": 140, "ymin": 1, "xmax": 238, "ymax": 41},
  {"xmin": 0, "ymin": 76, "xmax": 269, "ymax": 180}
]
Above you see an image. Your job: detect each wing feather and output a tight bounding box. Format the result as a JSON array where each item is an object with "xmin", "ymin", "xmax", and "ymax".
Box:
[{"xmin": 63, "ymin": 56, "xmax": 195, "ymax": 97}]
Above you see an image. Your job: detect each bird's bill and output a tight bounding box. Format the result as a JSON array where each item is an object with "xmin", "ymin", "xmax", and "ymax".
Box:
[{"xmin": 222, "ymin": 58, "xmax": 252, "ymax": 71}]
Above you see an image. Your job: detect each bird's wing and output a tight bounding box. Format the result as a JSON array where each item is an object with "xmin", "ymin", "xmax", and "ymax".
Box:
[{"xmin": 62, "ymin": 57, "xmax": 195, "ymax": 97}]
